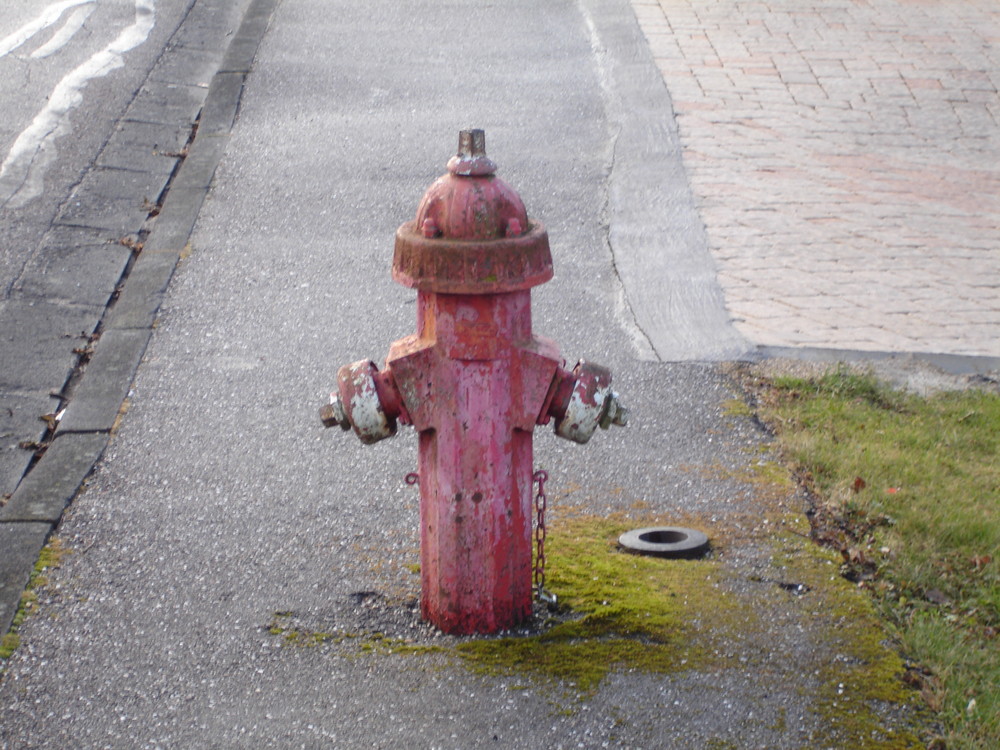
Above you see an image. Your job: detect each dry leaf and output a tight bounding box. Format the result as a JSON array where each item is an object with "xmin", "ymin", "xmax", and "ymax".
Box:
[{"xmin": 971, "ymin": 554, "xmax": 992, "ymax": 571}]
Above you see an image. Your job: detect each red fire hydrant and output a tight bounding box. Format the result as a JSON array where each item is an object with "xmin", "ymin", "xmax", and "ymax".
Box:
[{"xmin": 321, "ymin": 130, "xmax": 627, "ymax": 634}]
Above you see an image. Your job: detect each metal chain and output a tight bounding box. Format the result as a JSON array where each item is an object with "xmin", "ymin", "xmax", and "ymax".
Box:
[{"xmin": 533, "ymin": 470, "xmax": 556, "ymax": 605}]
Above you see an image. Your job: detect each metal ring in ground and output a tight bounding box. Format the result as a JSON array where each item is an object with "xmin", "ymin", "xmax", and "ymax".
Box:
[{"xmin": 617, "ymin": 527, "xmax": 709, "ymax": 558}]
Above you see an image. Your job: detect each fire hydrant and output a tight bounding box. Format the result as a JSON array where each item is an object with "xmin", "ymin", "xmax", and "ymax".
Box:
[{"xmin": 321, "ymin": 130, "xmax": 627, "ymax": 634}]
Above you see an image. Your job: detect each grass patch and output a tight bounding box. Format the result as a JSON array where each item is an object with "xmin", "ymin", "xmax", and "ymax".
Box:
[{"xmin": 745, "ymin": 364, "xmax": 999, "ymax": 749}]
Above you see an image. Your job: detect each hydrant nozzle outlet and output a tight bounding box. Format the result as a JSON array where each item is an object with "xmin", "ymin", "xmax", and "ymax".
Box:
[
  {"xmin": 319, "ymin": 395, "xmax": 350, "ymax": 431},
  {"xmin": 552, "ymin": 361, "xmax": 628, "ymax": 444},
  {"xmin": 600, "ymin": 392, "xmax": 629, "ymax": 430}
]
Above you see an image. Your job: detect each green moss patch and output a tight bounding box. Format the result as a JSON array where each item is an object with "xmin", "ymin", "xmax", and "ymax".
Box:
[
  {"xmin": 265, "ymin": 610, "xmax": 440, "ymax": 657},
  {"xmin": 260, "ymin": 498, "xmax": 926, "ymax": 744},
  {"xmin": 455, "ymin": 515, "xmax": 747, "ymax": 696}
]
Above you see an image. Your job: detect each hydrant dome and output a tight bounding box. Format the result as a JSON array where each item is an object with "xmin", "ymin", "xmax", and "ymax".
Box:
[
  {"xmin": 415, "ymin": 129, "xmax": 529, "ymax": 242},
  {"xmin": 415, "ymin": 171, "xmax": 529, "ymax": 241}
]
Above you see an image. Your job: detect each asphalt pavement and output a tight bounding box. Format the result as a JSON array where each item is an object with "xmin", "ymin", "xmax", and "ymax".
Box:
[{"xmin": 1, "ymin": 0, "xmax": 994, "ymax": 746}]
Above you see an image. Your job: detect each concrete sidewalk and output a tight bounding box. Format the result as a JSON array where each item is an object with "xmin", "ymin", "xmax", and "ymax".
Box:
[
  {"xmin": 634, "ymin": 0, "xmax": 1000, "ymax": 363},
  {"xmin": 0, "ymin": 0, "xmax": 959, "ymax": 747}
]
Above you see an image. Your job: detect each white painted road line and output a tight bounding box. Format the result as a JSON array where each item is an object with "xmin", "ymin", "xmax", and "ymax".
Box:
[
  {"xmin": 30, "ymin": 3, "xmax": 97, "ymax": 59},
  {"xmin": 0, "ymin": 0, "xmax": 95, "ymax": 59},
  {"xmin": 0, "ymin": 0, "xmax": 157, "ymax": 209}
]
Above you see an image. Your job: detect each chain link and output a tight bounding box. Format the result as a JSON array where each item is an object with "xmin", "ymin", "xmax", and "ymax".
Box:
[{"xmin": 533, "ymin": 470, "xmax": 556, "ymax": 605}]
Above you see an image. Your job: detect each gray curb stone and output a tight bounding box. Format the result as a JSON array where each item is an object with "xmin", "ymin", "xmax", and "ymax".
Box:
[
  {"xmin": 170, "ymin": 134, "xmax": 231, "ymax": 190},
  {"xmin": 0, "ymin": 434, "xmax": 109, "ymax": 523},
  {"xmin": 754, "ymin": 346, "xmax": 1000, "ymax": 377},
  {"xmin": 200, "ymin": 73, "xmax": 246, "ymax": 135},
  {"xmin": 140, "ymin": 188, "xmax": 208, "ymax": 250},
  {"xmin": 102, "ymin": 250, "xmax": 181, "ymax": 330},
  {"xmin": 0, "ymin": 523, "xmax": 52, "ymax": 638},
  {"xmin": 56, "ymin": 329, "xmax": 152, "ymax": 434}
]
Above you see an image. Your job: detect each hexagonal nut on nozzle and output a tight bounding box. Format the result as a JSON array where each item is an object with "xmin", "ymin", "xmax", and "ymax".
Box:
[
  {"xmin": 320, "ymin": 393, "xmax": 351, "ymax": 430},
  {"xmin": 599, "ymin": 392, "xmax": 629, "ymax": 430}
]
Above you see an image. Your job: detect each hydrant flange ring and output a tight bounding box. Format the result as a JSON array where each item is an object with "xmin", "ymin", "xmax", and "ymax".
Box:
[
  {"xmin": 393, "ymin": 220, "xmax": 552, "ymax": 294},
  {"xmin": 618, "ymin": 527, "xmax": 709, "ymax": 558}
]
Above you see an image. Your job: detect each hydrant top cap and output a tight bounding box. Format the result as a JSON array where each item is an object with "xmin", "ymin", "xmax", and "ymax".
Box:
[{"xmin": 413, "ymin": 129, "xmax": 530, "ymax": 242}]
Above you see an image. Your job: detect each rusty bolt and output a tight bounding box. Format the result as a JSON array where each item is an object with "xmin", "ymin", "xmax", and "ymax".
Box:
[
  {"xmin": 599, "ymin": 392, "xmax": 629, "ymax": 430},
  {"xmin": 320, "ymin": 393, "xmax": 351, "ymax": 430}
]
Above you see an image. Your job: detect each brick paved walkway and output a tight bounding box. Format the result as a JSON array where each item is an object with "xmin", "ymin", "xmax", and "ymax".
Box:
[{"xmin": 632, "ymin": 0, "xmax": 1000, "ymax": 357}]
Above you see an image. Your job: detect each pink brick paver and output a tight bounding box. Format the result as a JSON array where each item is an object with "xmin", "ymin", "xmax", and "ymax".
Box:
[{"xmin": 632, "ymin": 0, "xmax": 1000, "ymax": 357}]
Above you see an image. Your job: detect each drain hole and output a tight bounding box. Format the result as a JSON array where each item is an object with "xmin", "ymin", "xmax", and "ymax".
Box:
[{"xmin": 638, "ymin": 529, "xmax": 688, "ymax": 545}]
